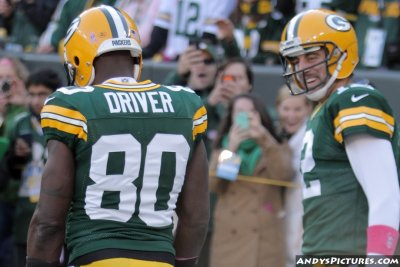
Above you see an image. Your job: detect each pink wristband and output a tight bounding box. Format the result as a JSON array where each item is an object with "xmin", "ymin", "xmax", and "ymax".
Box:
[{"xmin": 367, "ymin": 225, "xmax": 399, "ymax": 255}]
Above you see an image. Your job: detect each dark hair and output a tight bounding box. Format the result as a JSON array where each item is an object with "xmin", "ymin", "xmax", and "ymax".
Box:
[
  {"xmin": 26, "ymin": 68, "xmax": 62, "ymax": 92},
  {"xmin": 220, "ymin": 57, "xmax": 253, "ymax": 86},
  {"xmin": 214, "ymin": 93, "xmax": 281, "ymax": 149}
]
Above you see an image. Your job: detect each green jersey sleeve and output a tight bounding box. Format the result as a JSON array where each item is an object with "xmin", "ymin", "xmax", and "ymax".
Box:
[
  {"xmin": 327, "ymin": 84, "xmax": 395, "ymax": 143},
  {"xmin": 40, "ymin": 87, "xmax": 90, "ymax": 148}
]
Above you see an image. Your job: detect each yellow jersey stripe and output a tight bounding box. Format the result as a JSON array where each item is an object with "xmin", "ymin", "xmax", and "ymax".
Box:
[
  {"xmin": 41, "ymin": 118, "xmax": 88, "ymax": 141},
  {"xmin": 334, "ymin": 106, "xmax": 394, "ymax": 129},
  {"xmin": 41, "ymin": 112, "xmax": 88, "ymax": 133},
  {"xmin": 42, "ymin": 105, "xmax": 87, "ymax": 123},
  {"xmin": 193, "ymin": 118, "xmax": 207, "ymax": 140},
  {"xmin": 97, "ymin": 84, "xmax": 161, "ymax": 92},
  {"xmin": 81, "ymin": 257, "xmax": 173, "ymax": 267},
  {"xmin": 334, "ymin": 117, "xmax": 393, "ymax": 143},
  {"xmin": 193, "ymin": 106, "xmax": 207, "ymax": 121},
  {"xmin": 193, "ymin": 106, "xmax": 207, "ymax": 140}
]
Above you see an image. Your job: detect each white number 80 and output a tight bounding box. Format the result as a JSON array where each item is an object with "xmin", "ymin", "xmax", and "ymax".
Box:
[{"xmin": 85, "ymin": 133, "xmax": 190, "ymax": 227}]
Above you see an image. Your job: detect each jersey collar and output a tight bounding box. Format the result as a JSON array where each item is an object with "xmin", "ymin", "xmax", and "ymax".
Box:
[{"xmin": 104, "ymin": 77, "xmax": 137, "ymax": 84}]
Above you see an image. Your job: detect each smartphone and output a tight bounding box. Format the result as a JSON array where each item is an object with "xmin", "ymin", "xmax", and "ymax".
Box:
[{"xmin": 234, "ymin": 112, "xmax": 249, "ymax": 129}]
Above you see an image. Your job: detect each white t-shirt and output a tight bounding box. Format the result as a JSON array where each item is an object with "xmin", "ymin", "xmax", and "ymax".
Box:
[{"xmin": 154, "ymin": 0, "xmax": 237, "ymax": 59}]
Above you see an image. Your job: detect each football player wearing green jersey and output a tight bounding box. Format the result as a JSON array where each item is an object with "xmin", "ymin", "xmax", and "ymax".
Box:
[
  {"xmin": 26, "ymin": 5, "xmax": 209, "ymax": 267},
  {"xmin": 280, "ymin": 9, "xmax": 400, "ymax": 259}
]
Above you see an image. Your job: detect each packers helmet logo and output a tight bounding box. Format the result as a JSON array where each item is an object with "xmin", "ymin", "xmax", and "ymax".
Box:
[{"xmin": 325, "ymin": 14, "xmax": 351, "ymax": 32}]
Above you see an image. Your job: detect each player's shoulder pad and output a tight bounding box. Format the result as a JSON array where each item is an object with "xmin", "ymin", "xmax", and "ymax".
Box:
[
  {"xmin": 161, "ymin": 84, "xmax": 196, "ymax": 94},
  {"xmin": 43, "ymin": 85, "xmax": 95, "ymax": 106},
  {"xmin": 161, "ymin": 84, "xmax": 201, "ymax": 100},
  {"xmin": 56, "ymin": 85, "xmax": 95, "ymax": 95},
  {"xmin": 330, "ymin": 83, "xmax": 384, "ymax": 105}
]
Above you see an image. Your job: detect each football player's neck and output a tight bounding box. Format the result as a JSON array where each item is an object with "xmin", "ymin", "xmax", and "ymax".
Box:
[
  {"xmin": 323, "ymin": 77, "xmax": 352, "ymax": 101},
  {"xmin": 93, "ymin": 52, "xmax": 134, "ymax": 84}
]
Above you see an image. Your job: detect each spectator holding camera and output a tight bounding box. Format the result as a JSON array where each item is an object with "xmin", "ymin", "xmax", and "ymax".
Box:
[
  {"xmin": 0, "ymin": 57, "xmax": 29, "ymax": 138},
  {"xmin": 205, "ymin": 57, "xmax": 253, "ymax": 142},
  {"xmin": 164, "ymin": 41, "xmax": 219, "ymax": 97},
  {"xmin": 0, "ymin": 56, "xmax": 29, "ymax": 267},
  {"xmin": 142, "ymin": 0, "xmax": 237, "ymax": 61},
  {"xmin": 207, "ymin": 59, "xmax": 252, "ymax": 107},
  {"xmin": 0, "ymin": 68, "xmax": 62, "ymax": 267},
  {"xmin": 0, "ymin": 57, "xmax": 30, "ymax": 137},
  {"xmin": 164, "ymin": 41, "xmax": 219, "ymax": 157},
  {"xmin": 208, "ymin": 93, "xmax": 293, "ymax": 267}
]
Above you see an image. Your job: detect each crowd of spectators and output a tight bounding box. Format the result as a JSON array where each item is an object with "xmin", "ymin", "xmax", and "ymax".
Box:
[
  {"xmin": 0, "ymin": 0, "xmax": 399, "ymax": 69},
  {"xmin": 0, "ymin": 1, "xmax": 399, "ymax": 267}
]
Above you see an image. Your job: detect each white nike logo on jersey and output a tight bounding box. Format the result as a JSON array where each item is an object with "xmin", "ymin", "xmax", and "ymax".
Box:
[
  {"xmin": 351, "ymin": 93, "xmax": 369, "ymax": 102},
  {"xmin": 44, "ymin": 96, "xmax": 55, "ymax": 105}
]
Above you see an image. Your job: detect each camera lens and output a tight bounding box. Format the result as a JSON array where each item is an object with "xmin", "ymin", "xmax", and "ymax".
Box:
[{"xmin": 0, "ymin": 80, "xmax": 11, "ymax": 93}]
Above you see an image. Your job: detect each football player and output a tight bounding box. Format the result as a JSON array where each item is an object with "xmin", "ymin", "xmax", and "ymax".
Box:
[
  {"xmin": 26, "ymin": 5, "xmax": 209, "ymax": 267},
  {"xmin": 280, "ymin": 9, "xmax": 400, "ymax": 259}
]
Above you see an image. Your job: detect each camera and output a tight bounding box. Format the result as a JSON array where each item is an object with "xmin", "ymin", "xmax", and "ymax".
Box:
[
  {"xmin": 221, "ymin": 74, "xmax": 236, "ymax": 82},
  {"xmin": 0, "ymin": 80, "xmax": 11, "ymax": 93},
  {"xmin": 189, "ymin": 38, "xmax": 208, "ymax": 51}
]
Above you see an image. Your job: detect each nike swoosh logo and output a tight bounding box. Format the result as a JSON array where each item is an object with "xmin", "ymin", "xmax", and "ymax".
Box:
[
  {"xmin": 44, "ymin": 96, "xmax": 55, "ymax": 105},
  {"xmin": 351, "ymin": 93, "xmax": 369, "ymax": 102}
]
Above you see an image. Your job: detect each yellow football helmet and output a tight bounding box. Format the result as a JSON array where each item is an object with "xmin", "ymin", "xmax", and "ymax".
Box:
[
  {"xmin": 280, "ymin": 9, "xmax": 358, "ymax": 99},
  {"xmin": 64, "ymin": 5, "xmax": 142, "ymax": 87}
]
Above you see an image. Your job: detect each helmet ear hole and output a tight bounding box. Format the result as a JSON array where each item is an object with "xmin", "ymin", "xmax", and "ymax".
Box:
[{"xmin": 74, "ymin": 56, "xmax": 80, "ymax": 66}]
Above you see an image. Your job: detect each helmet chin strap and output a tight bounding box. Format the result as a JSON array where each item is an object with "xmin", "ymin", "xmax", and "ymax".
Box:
[{"xmin": 306, "ymin": 52, "xmax": 347, "ymax": 102}]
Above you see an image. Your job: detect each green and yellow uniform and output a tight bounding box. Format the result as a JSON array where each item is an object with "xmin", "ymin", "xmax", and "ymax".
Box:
[
  {"xmin": 40, "ymin": 78, "xmax": 207, "ymax": 263},
  {"xmin": 300, "ymin": 83, "xmax": 399, "ymax": 255}
]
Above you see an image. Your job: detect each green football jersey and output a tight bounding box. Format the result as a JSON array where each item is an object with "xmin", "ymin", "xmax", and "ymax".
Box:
[
  {"xmin": 40, "ymin": 78, "xmax": 208, "ymax": 262},
  {"xmin": 300, "ymin": 83, "xmax": 399, "ymax": 255}
]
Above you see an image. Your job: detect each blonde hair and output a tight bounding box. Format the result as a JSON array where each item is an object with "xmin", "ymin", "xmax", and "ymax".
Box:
[{"xmin": 0, "ymin": 57, "xmax": 30, "ymax": 82}]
